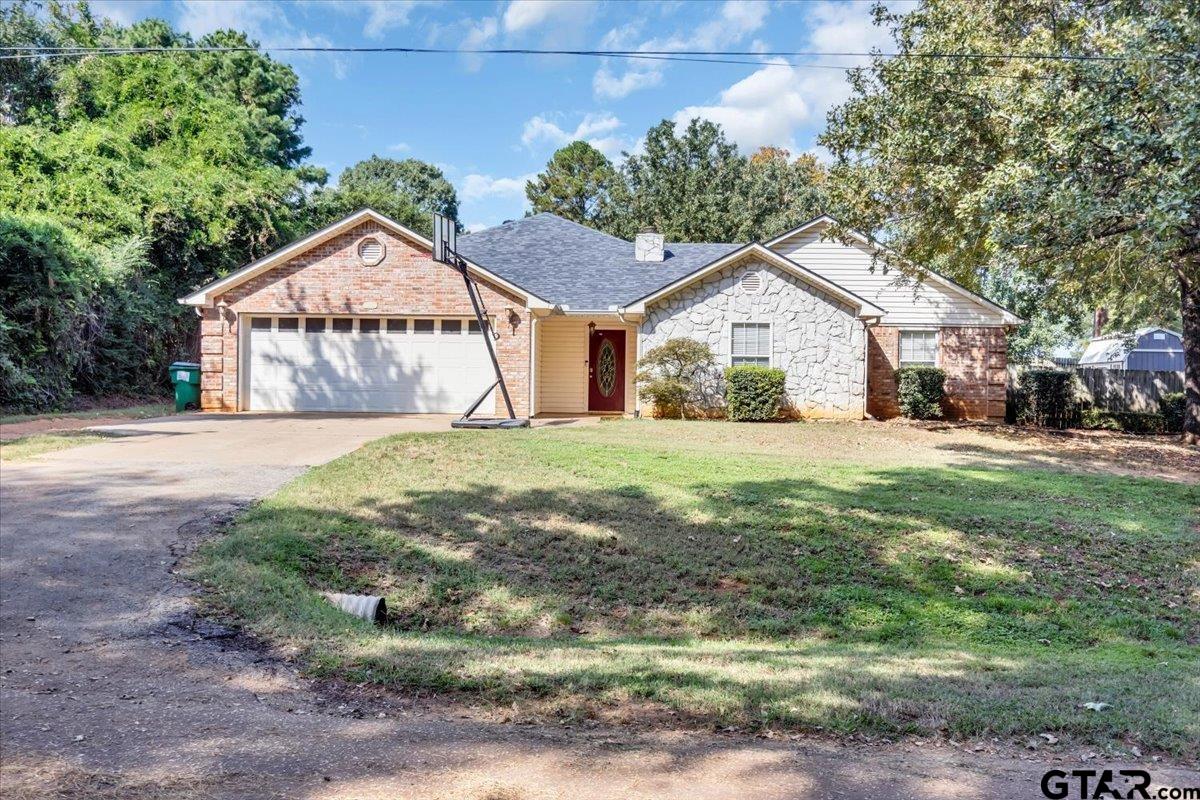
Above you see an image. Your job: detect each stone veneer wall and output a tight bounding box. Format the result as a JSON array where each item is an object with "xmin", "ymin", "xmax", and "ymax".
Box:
[
  {"xmin": 866, "ymin": 325, "xmax": 1007, "ymax": 420},
  {"xmin": 197, "ymin": 220, "xmax": 531, "ymax": 414},
  {"xmin": 641, "ymin": 258, "xmax": 866, "ymax": 418}
]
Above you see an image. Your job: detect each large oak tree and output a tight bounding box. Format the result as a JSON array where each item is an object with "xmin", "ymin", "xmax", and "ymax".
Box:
[{"xmin": 820, "ymin": 0, "xmax": 1199, "ymax": 441}]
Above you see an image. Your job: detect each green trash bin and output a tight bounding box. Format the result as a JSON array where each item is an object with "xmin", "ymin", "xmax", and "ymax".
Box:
[{"xmin": 169, "ymin": 361, "xmax": 201, "ymax": 412}]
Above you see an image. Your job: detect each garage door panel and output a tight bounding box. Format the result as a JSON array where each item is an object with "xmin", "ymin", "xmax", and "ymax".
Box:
[{"xmin": 248, "ymin": 319, "xmax": 496, "ymax": 413}]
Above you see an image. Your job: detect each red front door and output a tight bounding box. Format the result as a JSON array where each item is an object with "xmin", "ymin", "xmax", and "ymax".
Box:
[{"xmin": 588, "ymin": 329, "xmax": 626, "ymax": 412}]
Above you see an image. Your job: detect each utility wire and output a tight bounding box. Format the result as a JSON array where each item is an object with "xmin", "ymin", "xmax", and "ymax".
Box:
[{"xmin": 0, "ymin": 44, "xmax": 1193, "ymax": 64}]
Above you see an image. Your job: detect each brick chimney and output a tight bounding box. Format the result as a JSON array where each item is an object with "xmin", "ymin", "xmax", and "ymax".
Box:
[
  {"xmin": 1092, "ymin": 307, "xmax": 1108, "ymax": 337},
  {"xmin": 635, "ymin": 227, "xmax": 664, "ymax": 262}
]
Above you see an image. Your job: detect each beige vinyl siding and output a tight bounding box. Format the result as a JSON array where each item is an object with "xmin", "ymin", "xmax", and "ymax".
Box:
[
  {"xmin": 770, "ymin": 223, "xmax": 1006, "ymax": 327},
  {"xmin": 535, "ymin": 316, "xmax": 637, "ymax": 414}
]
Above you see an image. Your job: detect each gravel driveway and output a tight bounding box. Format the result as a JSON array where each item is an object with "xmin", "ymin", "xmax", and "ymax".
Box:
[{"xmin": 1, "ymin": 414, "xmax": 1192, "ymax": 799}]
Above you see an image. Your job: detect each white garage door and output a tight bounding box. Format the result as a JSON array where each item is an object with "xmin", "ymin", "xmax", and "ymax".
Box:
[{"xmin": 246, "ymin": 316, "xmax": 497, "ymax": 413}]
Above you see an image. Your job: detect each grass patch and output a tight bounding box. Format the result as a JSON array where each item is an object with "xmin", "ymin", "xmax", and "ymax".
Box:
[
  {"xmin": 0, "ymin": 401, "xmax": 171, "ymax": 425},
  {"xmin": 193, "ymin": 420, "xmax": 1200, "ymax": 755},
  {"xmin": 0, "ymin": 431, "xmax": 114, "ymax": 461}
]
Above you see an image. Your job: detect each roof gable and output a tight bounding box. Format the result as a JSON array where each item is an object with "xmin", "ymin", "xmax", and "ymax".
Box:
[
  {"xmin": 766, "ymin": 216, "xmax": 1022, "ymax": 325},
  {"xmin": 178, "ymin": 208, "xmax": 545, "ymax": 307},
  {"xmin": 624, "ymin": 243, "xmax": 886, "ymax": 319}
]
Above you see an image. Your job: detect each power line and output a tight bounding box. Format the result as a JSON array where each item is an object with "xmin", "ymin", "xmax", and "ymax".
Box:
[{"xmin": 0, "ymin": 44, "xmax": 1192, "ymax": 64}]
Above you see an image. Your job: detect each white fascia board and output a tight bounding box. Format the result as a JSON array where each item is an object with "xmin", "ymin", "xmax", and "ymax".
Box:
[
  {"xmin": 765, "ymin": 216, "xmax": 1023, "ymax": 325},
  {"xmin": 178, "ymin": 208, "xmax": 548, "ymax": 309},
  {"xmin": 625, "ymin": 243, "xmax": 885, "ymax": 319}
]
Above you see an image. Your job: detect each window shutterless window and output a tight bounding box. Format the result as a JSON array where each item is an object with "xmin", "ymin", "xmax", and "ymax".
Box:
[
  {"xmin": 330, "ymin": 318, "xmax": 353, "ymax": 333},
  {"xmin": 359, "ymin": 318, "xmax": 380, "ymax": 334},
  {"xmin": 413, "ymin": 319, "xmax": 435, "ymax": 334},
  {"xmin": 250, "ymin": 317, "xmax": 272, "ymax": 331},
  {"xmin": 899, "ymin": 331, "xmax": 937, "ymax": 366},
  {"xmin": 441, "ymin": 319, "xmax": 462, "ymax": 335},
  {"xmin": 468, "ymin": 319, "xmax": 482, "ymax": 334},
  {"xmin": 386, "ymin": 318, "xmax": 407, "ymax": 333},
  {"xmin": 731, "ymin": 322, "xmax": 771, "ymax": 367},
  {"xmin": 305, "ymin": 318, "xmax": 326, "ymax": 333},
  {"xmin": 277, "ymin": 317, "xmax": 299, "ymax": 331}
]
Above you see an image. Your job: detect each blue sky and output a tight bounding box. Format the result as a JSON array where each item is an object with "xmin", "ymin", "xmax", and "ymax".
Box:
[{"xmin": 90, "ymin": 1, "xmax": 902, "ymax": 231}]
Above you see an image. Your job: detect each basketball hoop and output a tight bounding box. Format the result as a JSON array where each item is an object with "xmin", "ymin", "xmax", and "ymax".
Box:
[{"xmin": 432, "ymin": 213, "xmax": 529, "ymax": 430}]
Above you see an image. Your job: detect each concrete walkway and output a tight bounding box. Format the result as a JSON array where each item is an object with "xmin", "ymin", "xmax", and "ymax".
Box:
[{"xmin": 1, "ymin": 414, "xmax": 1193, "ymax": 799}]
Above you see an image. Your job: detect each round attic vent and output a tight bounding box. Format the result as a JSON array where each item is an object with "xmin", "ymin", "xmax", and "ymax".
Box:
[
  {"xmin": 740, "ymin": 271, "xmax": 762, "ymax": 294},
  {"xmin": 358, "ymin": 237, "xmax": 385, "ymax": 266}
]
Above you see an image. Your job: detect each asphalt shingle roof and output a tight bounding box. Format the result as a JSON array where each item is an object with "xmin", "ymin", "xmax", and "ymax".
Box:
[{"xmin": 455, "ymin": 213, "xmax": 739, "ymax": 309}]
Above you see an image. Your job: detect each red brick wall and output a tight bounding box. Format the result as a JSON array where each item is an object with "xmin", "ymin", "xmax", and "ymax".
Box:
[
  {"xmin": 867, "ymin": 325, "xmax": 1007, "ymax": 421},
  {"xmin": 198, "ymin": 220, "xmax": 531, "ymax": 414}
]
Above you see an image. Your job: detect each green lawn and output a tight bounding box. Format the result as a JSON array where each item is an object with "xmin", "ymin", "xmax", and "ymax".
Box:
[
  {"xmin": 194, "ymin": 420, "xmax": 1199, "ymax": 756},
  {"xmin": 0, "ymin": 401, "xmax": 171, "ymax": 426},
  {"xmin": 0, "ymin": 431, "xmax": 114, "ymax": 461}
]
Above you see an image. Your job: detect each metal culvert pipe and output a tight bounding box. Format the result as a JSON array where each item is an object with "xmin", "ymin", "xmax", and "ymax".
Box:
[{"xmin": 323, "ymin": 592, "xmax": 387, "ymax": 623}]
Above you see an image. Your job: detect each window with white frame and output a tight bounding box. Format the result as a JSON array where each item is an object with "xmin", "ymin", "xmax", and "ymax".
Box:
[
  {"xmin": 899, "ymin": 330, "xmax": 938, "ymax": 366},
  {"xmin": 731, "ymin": 322, "xmax": 771, "ymax": 367}
]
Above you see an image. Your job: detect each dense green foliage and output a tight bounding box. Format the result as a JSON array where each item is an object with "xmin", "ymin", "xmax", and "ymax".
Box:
[
  {"xmin": 1160, "ymin": 392, "xmax": 1186, "ymax": 433},
  {"xmin": 526, "ymin": 120, "xmax": 829, "ymax": 242},
  {"xmin": 0, "ymin": 4, "xmax": 458, "ymax": 410},
  {"xmin": 723, "ymin": 365, "xmax": 787, "ymax": 421},
  {"xmin": 820, "ymin": 0, "xmax": 1200, "ymax": 438},
  {"xmin": 1017, "ymin": 370, "xmax": 1077, "ymax": 429},
  {"xmin": 525, "ymin": 140, "xmax": 624, "ymax": 230},
  {"xmin": 635, "ymin": 338, "xmax": 715, "ymax": 419},
  {"xmin": 1081, "ymin": 408, "xmax": 1167, "ymax": 434},
  {"xmin": 894, "ymin": 366, "xmax": 946, "ymax": 420}
]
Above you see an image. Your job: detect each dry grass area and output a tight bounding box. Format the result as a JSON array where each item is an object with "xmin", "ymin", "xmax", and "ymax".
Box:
[
  {"xmin": 0, "ymin": 756, "xmax": 242, "ymax": 800},
  {"xmin": 194, "ymin": 418, "xmax": 1199, "ymax": 757}
]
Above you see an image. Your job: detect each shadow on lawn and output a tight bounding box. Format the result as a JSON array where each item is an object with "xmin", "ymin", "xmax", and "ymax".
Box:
[
  {"xmin": 298, "ymin": 468, "xmax": 1195, "ymax": 646},
  {"xmin": 207, "ymin": 461, "xmax": 1199, "ymax": 752}
]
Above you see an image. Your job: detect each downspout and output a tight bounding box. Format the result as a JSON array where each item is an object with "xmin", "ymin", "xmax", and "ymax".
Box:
[
  {"xmin": 861, "ymin": 318, "xmax": 874, "ymax": 421},
  {"xmin": 529, "ymin": 315, "xmax": 539, "ymax": 418}
]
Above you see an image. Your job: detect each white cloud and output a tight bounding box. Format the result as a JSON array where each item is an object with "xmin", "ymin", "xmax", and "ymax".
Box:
[
  {"xmin": 387, "ymin": 142, "xmax": 411, "ymax": 153},
  {"xmin": 669, "ymin": 2, "xmax": 895, "ymax": 153},
  {"xmin": 360, "ymin": 0, "xmax": 434, "ymax": 39},
  {"xmin": 465, "ymin": 222, "xmax": 491, "ymax": 233},
  {"xmin": 521, "ymin": 112, "xmax": 621, "ymax": 147},
  {"xmin": 176, "ymin": 1, "xmax": 349, "ymax": 78},
  {"xmin": 177, "ymin": 0, "xmax": 277, "ymax": 37},
  {"xmin": 460, "ymin": 172, "xmax": 537, "ymax": 202},
  {"xmin": 88, "ymin": 0, "xmax": 141, "ymax": 25},
  {"xmin": 594, "ymin": 0, "xmax": 769, "ymax": 99},
  {"xmin": 673, "ymin": 61, "xmax": 810, "ymax": 152},
  {"xmin": 502, "ymin": 0, "xmax": 589, "ymax": 34},
  {"xmin": 460, "ymin": 16, "xmax": 500, "ymax": 71}
]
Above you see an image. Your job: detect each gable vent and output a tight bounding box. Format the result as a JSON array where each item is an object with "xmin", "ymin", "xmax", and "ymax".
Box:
[
  {"xmin": 358, "ymin": 237, "xmax": 385, "ymax": 266},
  {"xmin": 740, "ymin": 271, "xmax": 762, "ymax": 294}
]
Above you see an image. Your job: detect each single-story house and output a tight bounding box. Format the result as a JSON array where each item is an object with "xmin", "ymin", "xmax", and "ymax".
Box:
[
  {"xmin": 1079, "ymin": 327, "xmax": 1184, "ymax": 372},
  {"xmin": 179, "ymin": 208, "xmax": 1020, "ymax": 419}
]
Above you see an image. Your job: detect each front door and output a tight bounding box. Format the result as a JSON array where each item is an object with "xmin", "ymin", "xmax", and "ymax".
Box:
[{"xmin": 588, "ymin": 329, "xmax": 626, "ymax": 412}]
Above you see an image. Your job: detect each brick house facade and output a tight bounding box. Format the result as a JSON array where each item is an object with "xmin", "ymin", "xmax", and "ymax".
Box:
[
  {"xmin": 866, "ymin": 326, "xmax": 1008, "ymax": 420},
  {"xmin": 196, "ymin": 219, "xmax": 532, "ymax": 415},
  {"xmin": 181, "ymin": 209, "xmax": 1018, "ymax": 421}
]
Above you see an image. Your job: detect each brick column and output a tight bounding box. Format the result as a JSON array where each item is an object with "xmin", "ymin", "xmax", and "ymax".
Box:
[
  {"xmin": 939, "ymin": 326, "xmax": 1007, "ymax": 420},
  {"xmin": 866, "ymin": 325, "xmax": 900, "ymax": 418},
  {"xmin": 198, "ymin": 306, "xmax": 238, "ymax": 412}
]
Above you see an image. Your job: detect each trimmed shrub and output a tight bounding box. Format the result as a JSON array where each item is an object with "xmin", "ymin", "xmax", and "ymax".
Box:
[
  {"xmin": 1019, "ymin": 369, "xmax": 1075, "ymax": 429},
  {"xmin": 895, "ymin": 366, "xmax": 945, "ymax": 420},
  {"xmin": 1160, "ymin": 392, "xmax": 1185, "ymax": 433},
  {"xmin": 724, "ymin": 366, "xmax": 787, "ymax": 421},
  {"xmin": 636, "ymin": 339, "xmax": 716, "ymax": 419},
  {"xmin": 1081, "ymin": 408, "xmax": 1167, "ymax": 434}
]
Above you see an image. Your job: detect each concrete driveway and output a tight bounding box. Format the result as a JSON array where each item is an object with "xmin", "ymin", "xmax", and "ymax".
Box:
[{"xmin": 2, "ymin": 413, "xmax": 1191, "ymax": 799}]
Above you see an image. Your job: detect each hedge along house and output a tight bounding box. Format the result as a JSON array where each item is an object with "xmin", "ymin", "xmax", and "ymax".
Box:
[{"xmin": 179, "ymin": 209, "xmax": 1020, "ymax": 419}]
